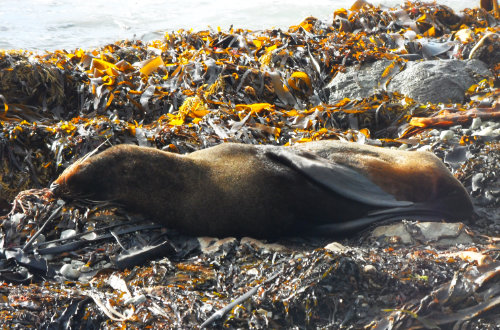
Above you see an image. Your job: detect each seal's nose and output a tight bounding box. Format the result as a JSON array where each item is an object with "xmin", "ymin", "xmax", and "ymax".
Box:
[{"xmin": 49, "ymin": 182, "xmax": 60, "ymax": 194}]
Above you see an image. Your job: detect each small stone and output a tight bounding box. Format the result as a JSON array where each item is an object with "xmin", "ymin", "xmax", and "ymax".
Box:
[
  {"xmin": 240, "ymin": 237, "xmax": 289, "ymax": 253},
  {"xmin": 246, "ymin": 268, "xmax": 259, "ymax": 276},
  {"xmin": 60, "ymin": 229, "xmax": 77, "ymax": 240},
  {"xmin": 363, "ymin": 265, "xmax": 376, "ymax": 273},
  {"xmin": 473, "ymin": 126, "xmax": 495, "ymax": 137},
  {"xmin": 60, "ymin": 264, "xmax": 80, "ymax": 280},
  {"xmin": 416, "ymin": 222, "xmax": 473, "ymax": 244},
  {"xmin": 470, "ymin": 117, "xmax": 482, "ymax": 129},
  {"xmin": 371, "ymin": 224, "xmax": 412, "ymax": 244},
  {"xmin": 472, "ymin": 173, "xmax": 485, "ymax": 192},
  {"xmin": 371, "ymin": 222, "xmax": 473, "ymax": 246},
  {"xmin": 418, "ymin": 145, "xmax": 432, "ymax": 152},
  {"xmin": 197, "ymin": 237, "xmax": 219, "ymax": 252},
  {"xmin": 198, "ymin": 237, "xmax": 237, "ymax": 255},
  {"xmin": 429, "ymin": 129, "xmax": 440, "ymax": 136},
  {"xmin": 79, "ymin": 264, "xmax": 92, "ymax": 273},
  {"xmin": 324, "ymin": 242, "xmax": 348, "ymax": 253},
  {"xmin": 404, "ymin": 30, "xmax": 417, "ymax": 41},
  {"xmin": 440, "ymin": 130, "xmax": 455, "ymax": 141},
  {"xmin": 200, "ymin": 304, "xmax": 212, "ymax": 314}
]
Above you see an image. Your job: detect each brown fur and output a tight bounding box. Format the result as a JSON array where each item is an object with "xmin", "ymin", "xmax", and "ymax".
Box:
[
  {"xmin": 52, "ymin": 141, "xmax": 473, "ymax": 237},
  {"xmin": 291, "ymin": 141, "xmax": 473, "ymax": 215}
]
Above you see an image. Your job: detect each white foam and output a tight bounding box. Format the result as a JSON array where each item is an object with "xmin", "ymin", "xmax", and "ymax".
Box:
[{"xmin": 0, "ymin": 0, "xmax": 473, "ymax": 50}]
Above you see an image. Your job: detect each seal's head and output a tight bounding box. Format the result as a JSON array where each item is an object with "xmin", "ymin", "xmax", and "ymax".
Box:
[
  {"xmin": 50, "ymin": 144, "xmax": 189, "ymax": 219},
  {"xmin": 51, "ymin": 150, "xmax": 118, "ymax": 201},
  {"xmin": 50, "ymin": 145, "xmax": 155, "ymax": 202}
]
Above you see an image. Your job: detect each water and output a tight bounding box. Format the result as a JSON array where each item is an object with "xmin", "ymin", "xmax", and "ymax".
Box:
[{"xmin": 0, "ymin": 0, "xmax": 473, "ymax": 51}]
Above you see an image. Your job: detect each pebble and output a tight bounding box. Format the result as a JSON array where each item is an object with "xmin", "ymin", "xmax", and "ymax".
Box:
[
  {"xmin": 473, "ymin": 126, "xmax": 499, "ymax": 137},
  {"xmin": 470, "ymin": 117, "xmax": 482, "ymax": 129},
  {"xmin": 418, "ymin": 145, "xmax": 432, "ymax": 152},
  {"xmin": 439, "ymin": 130, "xmax": 455, "ymax": 141},
  {"xmin": 60, "ymin": 264, "xmax": 81, "ymax": 280},
  {"xmin": 246, "ymin": 268, "xmax": 259, "ymax": 276},
  {"xmin": 60, "ymin": 229, "xmax": 77, "ymax": 240},
  {"xmin": 429, "ymin": 129, "xmax": 441, "ymax": 136},
  {"xmin": 363, "ymin": 265, "xmax": 376, "ymax": 273},
  {"xmin": 324, "ymin": 242, "xmax": 348, "ymax": 253},
  {"xmin": 471, "ymin": 173, "xmax": 485, "ymax": 192}
]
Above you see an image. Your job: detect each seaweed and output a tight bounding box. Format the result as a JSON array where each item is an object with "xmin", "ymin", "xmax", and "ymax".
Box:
[{"xmin": 0, "ymin": 0, "xmax": 499, "ymax": 328}]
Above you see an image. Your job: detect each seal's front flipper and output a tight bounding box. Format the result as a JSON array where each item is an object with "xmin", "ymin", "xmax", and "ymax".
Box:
[{"xmin": 266, "ymin": 149, "xmax": 413, "ymax": 208}]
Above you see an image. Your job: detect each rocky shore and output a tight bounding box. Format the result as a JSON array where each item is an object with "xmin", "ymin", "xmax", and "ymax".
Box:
[{"xmin": 0, "ymin": 1, "xmax": 499, "ymax": 328}]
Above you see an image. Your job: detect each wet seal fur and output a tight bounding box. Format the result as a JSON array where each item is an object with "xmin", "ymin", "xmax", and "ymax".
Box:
[{"xmin": 51, "ymin": 141, "xmax": 473, "ymax": 238}]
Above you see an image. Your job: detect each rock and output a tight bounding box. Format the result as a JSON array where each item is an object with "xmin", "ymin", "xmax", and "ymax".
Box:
[
  {"xmin": 60, "ymin": 263, "xmax": 81, "ymax": 280},
  {"xmin": 60, "ymin": 229, "xmax": 77, "ymax": 240},
  {"xmin": 444, "ymin": 146, "xmax": 467, "ymax": 169},
  {"xmin": 328, "ymin": 59, "xmax": 492, "ymax": 104},
  {"xmin": 388, "ymin": 59, "xmax": 491, "ymax": 104},
  {"xmin": 371, "ymin": 221, "xmax": 474, "ymax": 246},
  {"xmin": 324, "ymin": 241, "xmax": 349, "ymax": 253},
  {"xmin": 439, "ymin": 130, "xmax": 455, "ymax": 141},
  {"xmin": 471, "ymin": 173, "xmax": 485, "ymax": 192},
  {"xmin": 327, "ymin": 60, "xmax": 392, "ymax": 101},
  {"xmin": 363, "ymin": 265, "xmax": 377, "ymax": 273},
  {"xmin": 470, "ymin": 117, "xmax": 482, "ymax": 130},
  {"xmin": 240, "ymin": 237, "xmax": 289, "ymax": 253},
  {"xmin": 197, "ymin": 237, "xmax": 237, "ymax": 255}
]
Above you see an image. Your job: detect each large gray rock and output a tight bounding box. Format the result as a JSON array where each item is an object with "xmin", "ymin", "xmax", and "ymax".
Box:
[{"xmin": 327, "ymin": 59, "xmax": 492, "ymax": 104}]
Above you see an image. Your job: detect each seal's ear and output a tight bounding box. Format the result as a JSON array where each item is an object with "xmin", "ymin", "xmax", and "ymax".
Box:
[{"xmin": 265, "ymin": 149, "xmax": 413, "ymax": 208}]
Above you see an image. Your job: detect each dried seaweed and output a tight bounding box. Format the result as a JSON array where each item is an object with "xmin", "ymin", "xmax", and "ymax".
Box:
[{"xmin": 0, "ymin": 0, "xmax": 499, "ymax": 328}]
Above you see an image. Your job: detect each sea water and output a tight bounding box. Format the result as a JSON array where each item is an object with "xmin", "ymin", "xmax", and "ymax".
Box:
[{"xmin": 0, "ymin": 0, "xmax": 474, "ymax": 51}]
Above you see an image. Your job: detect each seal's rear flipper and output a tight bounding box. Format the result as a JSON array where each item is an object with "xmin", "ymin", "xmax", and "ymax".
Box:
[
  {"xmin": 266, "ymin": 149, "xmax": 413, "ymax": 208},
  {"xmin": 303, "ymin": 203, "xmax": 454, "ymax": 236}
]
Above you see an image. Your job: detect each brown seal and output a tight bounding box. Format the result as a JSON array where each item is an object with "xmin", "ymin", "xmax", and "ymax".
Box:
[{"xmin": 51, "ymin": 141, "xmax": 473, "ymax": 237}]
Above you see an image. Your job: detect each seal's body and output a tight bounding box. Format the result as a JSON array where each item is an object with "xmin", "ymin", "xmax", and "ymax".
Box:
[{"xmin": 51, "ymin": 141, "xmax": 473, "ymax": 237}]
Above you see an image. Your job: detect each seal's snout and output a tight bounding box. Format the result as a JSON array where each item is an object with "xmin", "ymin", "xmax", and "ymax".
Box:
[{"xmin": 49, "ymin": 182, "xmax": 60, "ymax": 193}]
